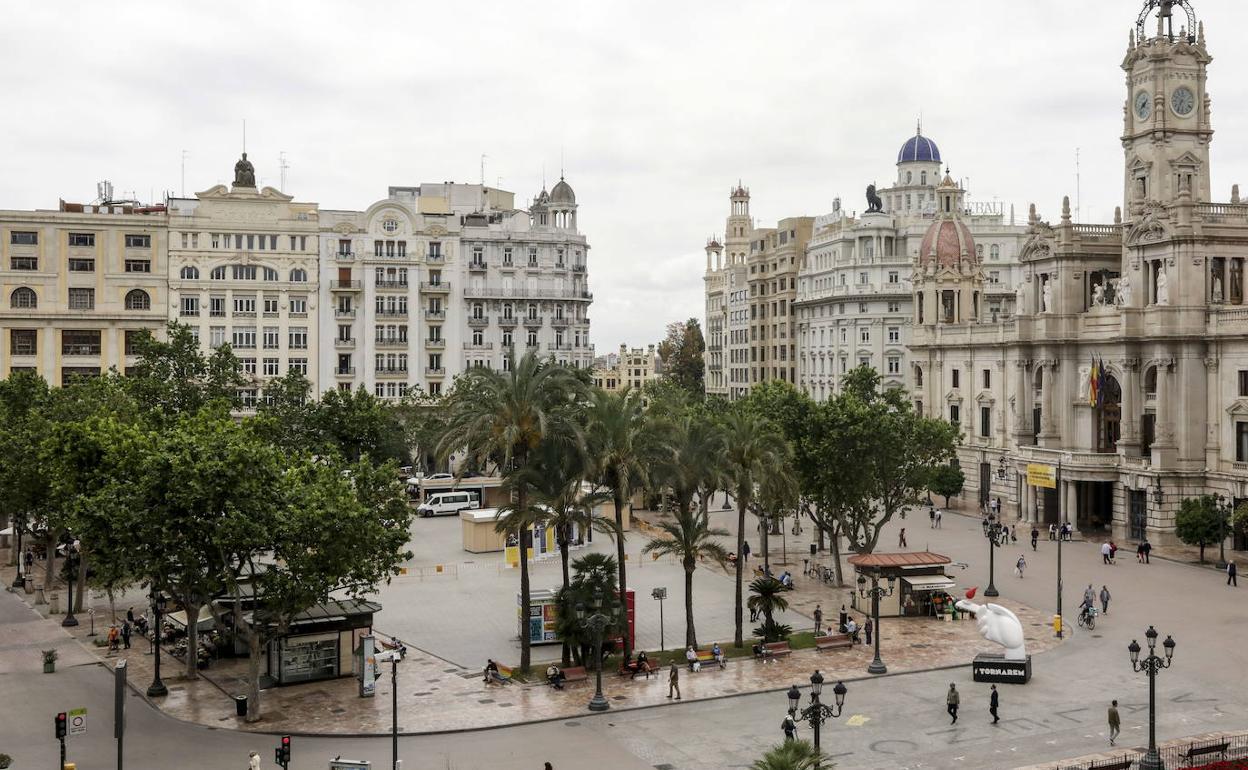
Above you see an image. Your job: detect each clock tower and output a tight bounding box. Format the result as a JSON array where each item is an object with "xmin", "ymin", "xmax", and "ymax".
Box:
[{"xmin": 1121, "ymin": 0, "xmax": 1212, "ymax": 209}]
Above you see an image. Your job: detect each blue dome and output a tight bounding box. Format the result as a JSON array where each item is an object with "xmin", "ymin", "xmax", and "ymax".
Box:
[{"xmin": 897, "ymin": 134, "xmax": 941, "ymax": 164}]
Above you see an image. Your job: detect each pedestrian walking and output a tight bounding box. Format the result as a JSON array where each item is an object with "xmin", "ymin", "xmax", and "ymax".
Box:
[
  {"xmin": 121, "ymin": 620, "xmax": 132, "ymax": 649},
  {"xmin": 1108, "ymin": 700, "xmax": 1121, "ymax": 745},
  {"xmin": 935, "ymin": 509, "xmax": 943, "ymax": 528},
  {"xmin": 1101, "ymin": 541, "xmax": 1113, "ymax": 565},
  {"xmin": 929, "ymin": 507, "xmax": 936, "ymax": 528},
  {"xmin": 946, "ymin": 683, "xmax": 960, "ymax": 724},
  {"xmin": 667, "ymin": 662, "xmax": 681, "ymax": 700},
  {"xmin": 743, "ymin": 540, "xmax": 751, "ymax": 563},
  {"xmin": 1084, "ymin": 584, "xmax": 1096, "ymax": 607},
  {"xmin": 898, "ymin": 528, "xmax": 907, "ymax": 549},
  {"xmin": 1015, "ymin": 555, "xmax": 1026, "ymax": 578},
  {"xmin": 126, "ymin": 606, "xmax": 135, "ymax": 625},
  {"xmin": 1030, "ymin": 526, "xmax": 1039, "ymax": 551},
  {"xmin": 750, "ymin": 603, "xmax": 760, "ymax": 623},
  {"xmin": 1229, "ymin": 560, "xmax": 1238, "ymax": 587},
  {"xmin": 839, "ymin": 605, "xmax": 848, "ymax": 633},
  {"xmin": 1099, "ymin": 585, "xmax": 1111, "ymax": 614},
  {"xmin": 1049, "ymin": 523, "xmax": 1057, "ymax": 541},
  {"xmin": 782, "ymin": 711, "xmax": 798, "ymax": 741},
  {"xmin": 1141, "ymin": 538, "xmax": 1151, "ymax": 563},
  {"xmin": 23, "ymin": 548, "xmax": 33, "ymax": 573},
  {"xmin": 989, "ymin": 685, "xmax": 1000, "ymax": 724},
  {"xmin": 1136, "ymin": 542, "xmax": 1145, "ymax": 563},
  {"xmin": 864, "ymin": 617, "xmax": 873, "ymax": 645},
  {"xmin": 813, "ymin": 604, "xmax": 823, "ymax": 635}
]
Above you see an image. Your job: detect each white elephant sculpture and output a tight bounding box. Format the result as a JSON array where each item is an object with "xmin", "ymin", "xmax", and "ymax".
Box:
[{"xmin": 955, "ymin": 598, "xmax": 1027, "ymax": 660}]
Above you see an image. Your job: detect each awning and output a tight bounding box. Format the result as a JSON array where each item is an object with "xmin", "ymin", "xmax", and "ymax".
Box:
[{"xmin": 902, "ymin": 574, "xmax": 955, "ymax": 592}]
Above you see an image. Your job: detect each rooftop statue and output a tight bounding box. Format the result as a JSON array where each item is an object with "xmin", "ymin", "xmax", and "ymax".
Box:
[{"xmin": 235, "ymin": 153, "xmax": 256, "ymax": 187}]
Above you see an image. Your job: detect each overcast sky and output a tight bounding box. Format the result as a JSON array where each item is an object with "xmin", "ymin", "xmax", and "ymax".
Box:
[{"xmin": 3, "ymin": 1, "xmax": 1247, "ymax": 350}]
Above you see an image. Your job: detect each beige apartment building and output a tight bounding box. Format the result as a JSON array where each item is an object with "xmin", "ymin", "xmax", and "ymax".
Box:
[
  {"xmin": 0, "ymin": 196, "xmax": 168, "ymax": 382},
  {"xmin": 593, "ymin": 343, "xmax": 661, "ymax": 392}
]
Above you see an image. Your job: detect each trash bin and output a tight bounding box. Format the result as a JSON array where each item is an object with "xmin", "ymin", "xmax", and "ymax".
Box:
[{"xmin": 234, "ymin": 695, "xmax": 248, "ymax": 716}]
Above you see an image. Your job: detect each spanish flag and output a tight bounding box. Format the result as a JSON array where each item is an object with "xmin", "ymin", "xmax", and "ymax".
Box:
[{"xmin": 1088, "ymin": 356, "xmax": 1099, "ymax": 408}]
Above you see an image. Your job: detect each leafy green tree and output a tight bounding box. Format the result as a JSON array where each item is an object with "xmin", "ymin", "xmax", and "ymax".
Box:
[
  {"xmin": 655, "ymin": 318, "xmax": 706, "ymax": 396},
  {"xmin": 312, "ymin": 386, "xmax": 408, "ymax": 464},
  {"xmin": 0, "ymin": 371, "xmax": 52, "ymax": 570},
  {"xmin": 587, "ymin": 387, "xmax": 651, "ymax": 661},
  {"xmin": 751, "ymin": 739, "xmax": 829, "ymax": 770},
  {"xmin": 253, "ymin": 371, "xmax": 318, "ymax": 453},
  {"xmin": 722, "ymin": 410, "xmax": 791, "ymax": 648},
  {"xmin": 124, "ymin": 321, "xmax": 244, "ymax": 419},
  {"xmin": 928, "ymin": 463, "xmax": 966, "ymax": 508},
  {"xmin": 748, "ymin": 576, "xmax": 791, "ymax": 642},
  {"xmin": 1176, "ymin": 495, "xmax": 1229, "ymax": 564},
  {"xmin": 642, "ymin": 504, "xmax": 729, "ymax": 649},
  {"xmin": 395, "ymin": 389, "xmax": 449, "ymax": 474},
  {"xmin": 553, "ymin": 553, "xmax": 623, "ymax": 667},
  {"xmin": 438, "ymin": 351, "xmax": 586, "ymax": 673}
]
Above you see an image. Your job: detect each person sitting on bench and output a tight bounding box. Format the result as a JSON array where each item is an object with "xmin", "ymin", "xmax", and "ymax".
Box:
[
  {"xmin": 546, "ymin": 663, "xmax": 565, "ymax": 690},
  {"xmin": 752, "ymin": 643, "xmax": 765, "ymax": 659},
  {"xmin": 711, "ymin": 642, "xmax": 725, "ymax": 669},
  {"xmin": 484, "ymin": 659, "xmax": 506, "ymax": 685},
  {"xmin": 779, "ymin": 571, "xmax": 794, "ymax": 588},
  {"xmin": 631, "ymin": 650, "xmax": 651, "ymax": 679}
]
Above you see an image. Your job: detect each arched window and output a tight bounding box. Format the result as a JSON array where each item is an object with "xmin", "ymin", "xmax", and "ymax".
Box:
[
  {"xmin": 10, "ymin": 287, "xmax": 37, "ymax": 309},
  {"xmin": 990, "ymin": 244, "xmax": 1000, "ymax": 260},
  {"xmin": 289, "ymin": 268, "xmax": 307, "ymax": 282},
  {"xmin": 921, "ymin": 171, "xmax": 928, "ymax": 186},
  {"xmin": 1144, "ymin": 366, "xmax": 1157, "ymax": 395},
  {"xmin": 914, "ymin": 367, "xmax": 923, "ymax": 387},
  {"xmin": 906, "ymin": 171, "xmax": 913, "ymax": 184},
  {"xmin": 976, "ymin": 244, "xmax": 984, "ymax": 258},
  {"xmin": 125, "ymin": 289, "xmax": 150, "ymax": 310},
  {"xmin": 210, "ymin": 266, "xmax": 226, "ymax": 280},
  {"xmin": 180, "ymin": 266, "xmax": 199, "ymax": 280},
  {"xmin": 263, "ymin": 267, "xmax": 279, "ymax": 281}
]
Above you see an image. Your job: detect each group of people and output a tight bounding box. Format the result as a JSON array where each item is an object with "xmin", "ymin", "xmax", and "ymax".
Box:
[
  {"xmin": 1080, "ymin": 584, "xmax": 1112, "ymax": 625},
  {"xmin": 940, "ymin": 683, "xmax": 1122, "ymax": 745},
  {"xmin": 1049, "ymin": 522, "xmax": 1074, "ymax": 541}
]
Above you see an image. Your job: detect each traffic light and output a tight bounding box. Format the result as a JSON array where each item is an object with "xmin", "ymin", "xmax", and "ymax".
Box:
[
  {"xmin": 55, "ymin": 712, "xmax": 67, "ymax": 740},
  {"xmin": 275, "ymin": 735, "xmax": 291, "ymax": 768}
]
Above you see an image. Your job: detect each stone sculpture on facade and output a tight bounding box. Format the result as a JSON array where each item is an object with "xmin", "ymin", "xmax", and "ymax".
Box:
[
  {"xmin": 1014, "ymin": 281, "xmax": 1027, "ymax": 315},
  {"xmin": 865, "ymin": 184, "xmax": 884, "ymax": 213},
  {"xmin": 1042, "ymin": 280, "xmax": 1053, "ymax": 313},
  {"xmin": 1156, "ymin": 268, "xmax": 1170, "ymax": 305},
  {"xmin": 1116, "ymin": 274, "xmax": 1132, "ymax": 306},
  {"xmin": 234, "ymin": 153, "xmax": 256, "ymax": 187},
  {"xmin": 1213, "ymin": 275, "xmax": 1223, "ymax": 303},
  {"xmin": 1092, "ymin": 281, "xmax": 1106, "ymax": 307}
]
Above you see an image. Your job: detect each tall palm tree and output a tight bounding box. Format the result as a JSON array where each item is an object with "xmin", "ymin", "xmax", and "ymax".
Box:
[
  {"xmin": 586, "ymin": 387, "xmax": 650, "ymax": 660},
  {"xmin": 750, "ymin": 740, "xmax": 828, "ymax": 770},
  {"xmin": 437, "ymin": 351, "xmax": 586, "ymax": 672},
  {"xmin": 641, "ymin": 504, "xmax": 729, "ymax": 649},
  {"xmin": 747, "ymin": 576, "xmax": 790, "ymax": 642},
  {"xmin": 722, "ymin": 410, "xmax": 791, "ymax": 648}
]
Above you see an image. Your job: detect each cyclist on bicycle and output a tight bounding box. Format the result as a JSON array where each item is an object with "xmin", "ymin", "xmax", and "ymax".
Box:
[{"xmin": 1079, "ymin": 595, "xmax": 1096, "ymax": 626}]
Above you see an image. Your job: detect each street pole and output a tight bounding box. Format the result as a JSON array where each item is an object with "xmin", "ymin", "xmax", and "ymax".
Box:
[
  {"xmin": 1056, "ymin": 461, "xmax": 1064, "ymax": 639},
  {"xmin": 857, "ymin": 571, "xmax": 894, "ymax": 675},
  {"xmin": 811, "ymin": 689, "xmax": 821, "ymax": 759},
  {"xmin": 391, "ymin": 654, "xmax": 398, "ymax": 770},
  {"xmin": 62, "ymin": 550, "xmax": 78, "ymax": 627},
  {"xmin": 10, "ymin": 520, "xmax": 22, "ymax": 588},
  {"xmin": 659, "ymin": 597, "xmax": 665, "ymax": 652},
  {"xmin": 115, "ymin": 660, "xmax": 127, "ymax": 770},
  {"xmin": 147, "ymin": 591, "xmax": 167, "ymax": 697},
  {"xmin": 984, "ymin": 523, "xmax": 1000, "ymax": 597},
  {"xmin": 1129, "ymin": 626, "xmax": 1176, "ymax": 770}
]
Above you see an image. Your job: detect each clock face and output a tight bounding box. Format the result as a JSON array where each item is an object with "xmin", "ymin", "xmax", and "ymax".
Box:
[
  {"xmin": 1134, "ymin": 91, "xmax": 1152, "ymax": 120},
  {"xmin": 1171, "ymin": 86, "xmax": 1195, "ymax": 116}
]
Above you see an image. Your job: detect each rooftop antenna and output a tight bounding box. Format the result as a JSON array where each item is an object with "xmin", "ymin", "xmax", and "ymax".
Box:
[
  {"xmin": 480, "ymin": 154, "xmax": 488, "ymax": 186},
  {"xmin": 242, "ymin": 119, "xmax": 246, "ymax": 153},
  {"xmin": 1075, "ymin": 147, "xmax": 1082, "ymax": 222},
  {"xmin": 180, "ymin": 150, "xmax": 189, "ymax": 197},
  {"xmin": 917, "ymin": 110, "xmax": 922, "ymax": 135},
  {"xmin": 560, "ymin": 146, "xmax": 565, "ymax": 179},
  {"xmin": 279, "ymin": 151, "xmax": 289, "ymax": 192}
]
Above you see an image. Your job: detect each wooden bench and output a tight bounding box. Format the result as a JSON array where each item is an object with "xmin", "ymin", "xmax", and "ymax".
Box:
[
  {"xmin": 1179, "ymin": 740, "xmax": 1230, "ymax": 765},
  {"xmin": 618, "ymin": 659, "xmax": 658, "ymax": 678},
  {"xmin": 692, "ymin": 649, "xmax": 725, "ymax": 670},
  {"xmin": 815, "ymin": 633, "xmax": 852, "ymax": 651},
  {"xmin": 1068, "ymin": 757, "xmax": 1130, "ymax": 770},
  {"xmin": 485, "ymin": 663, "xmax": 514, "ymax": 685},
  {"xmin": 755, "ymin": 641, "xmax": 793, "ymax": 662},
  {"xmin": 561, "ymin": 666, "xmax": 589, "ymax": 683}
]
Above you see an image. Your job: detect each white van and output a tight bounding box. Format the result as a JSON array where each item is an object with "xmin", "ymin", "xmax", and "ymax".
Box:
[{"xmin": 417, "ymin": 491, "xmax": 480, "ymax": 518}]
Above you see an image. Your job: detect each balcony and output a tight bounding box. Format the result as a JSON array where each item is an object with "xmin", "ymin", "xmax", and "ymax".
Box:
[
  {"xmin": 464, "ymin": 342, "xmax": 494, "ymax": 350},
  {"xmin": 375, "ymin": 337, "xmax": 408, "ymax": 349},
  {"xmin": 375, "ymin": 280, "xmax": 409, "ymax": 289},
  {"xmin": 335, "ymin": 251, "xmax": 355, "ymax": 261},
  {"xmin": 376, "ymin": 367, "xmax": 409, "ymax": 378},
  {"xmin": 571, "ymin": 264, "xmax": 587, "ymax": 273},
  {"xmin": 498, "ymin": 315, "xmax": 517, "ymax": 327},
  {"xmin": 523, "ymin": 316, "xmax": 544, "ymax": 327},
  {"xmin": 233, "ymin": 311, "xmax": 256, "ymax": 318},
  {"xmin": 62, "ymin": 345, "xmax": 101, "ymax": 356},
  {"xmin": 467, "ymin": 315, "xmax": 490, "ymax": 327},
  {"xmin": 462, "ymin": 286, "xmax": 593, "ymax": 300},
  {"xmin": 425, "ymin": 338, "xmax": 446, "ymax": 350},
  {"xmin": 420, "ymin": 281, "xmax": 451, "ymax": 293},
  {"xmin": 376, "ymin": 309, "xmax": 409, "ymax": 319},
  {"xmin": 424, "ymin": 367, "xmax": 446, "ymax": 376},
  {"xmin": 425, "ymin": 253, "xmax": 444, "ymax": 263},
  {"xmin": 468, "ymin": 261, "xmax": 488, "ymax": 272},
  {"xmin": 335, "ymin": 367, "xmax": 356, "ymax": 376},
  {"xmin": 334, "ymin": 337, "xmax": 356, "ymax": 349},
  {"xmin": 552, "ymin": 343, "xmax": 573, "ymax": 351},
  {"xmin": 335, "ymin": 308, "xmax": 356, "ymax": 319},
  {"xmin": 424, "ymin": 309, "xmax": 446, "ymax": 320},
  {"xmin": 499, "ymin": 261, "xmax": 515, "ymax": 271},
  {"xmin": 331, "ymin": 280, "xmax": 361, "ymax": 291},
  {"xmin": 550, "ymin": 317, "xmax": 570, "ymax": 328}
]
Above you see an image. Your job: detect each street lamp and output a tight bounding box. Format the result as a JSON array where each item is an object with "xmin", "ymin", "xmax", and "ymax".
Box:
[
  {"xmin": 147, "ymin": 590, "xmax": 168, "ymax": 697},
  {"xmin": 982, "ymin": 519, "xmax": 1003, "ymax": 598},
  {"xmin": 375, "ymin": 642, "xmax": 406, "ymax": 770},
  {"xmin": 786, "ymin": 671, "xmax": 847, "ymax": 767},
  {"xmin": 651, "ymin": 587, "xmax": 667, "ymax": 652},
  {"xmin": 60, "ymin": 539, "xmax": 80, "ymax": 627},
  {"xmin": 1129, "ymin": 626, "xmax": 1176, "ymax": 770},
  {"xmin": 1213, "ymin": 494, "xmax": 1232, "ymax": 567},
  {"xmin": 856, "ymin": 570, "xmax": 896, "ymax": 674},
  {"xmin": 576, "ymin": 589, "xmax": 616, "ymax": 712},
  {"xmin": 9, "ymin": 515, "xmax": 24, "ymax": 589}
]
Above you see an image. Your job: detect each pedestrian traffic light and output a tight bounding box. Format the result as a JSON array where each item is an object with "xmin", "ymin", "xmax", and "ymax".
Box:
[
  {"xmin": 55, "ymin": 712, "xmax": 67, "ymax": 740},
  {"xmin": 275, "ymin": 735, "xmax": 291, "ymax": 768}
]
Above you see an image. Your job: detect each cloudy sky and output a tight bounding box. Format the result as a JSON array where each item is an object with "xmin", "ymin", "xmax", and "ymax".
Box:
[{"xmin": 3, "ymin": 1, "xmax": 1247, "ymax": 349}]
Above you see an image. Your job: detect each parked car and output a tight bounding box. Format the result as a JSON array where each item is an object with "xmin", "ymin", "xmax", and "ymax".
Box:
[
  {"xmin": 416, "ymin": 491, "xmax": 480, "ymax": 517},
  {"xmin": 424, "ymin": 472, "xmax": 453, "ymax": 481}
]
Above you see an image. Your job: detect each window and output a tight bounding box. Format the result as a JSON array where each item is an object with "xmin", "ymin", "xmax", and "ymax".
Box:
[
  {"xmin": 61, "ymin": 329, "xmax": 100, "ymax": 356},
  {"xmin": 859, "ymin": 302, "xmax": 868, "ymax": 313},
  {"xmin": 210, "ymin": 327, "xmax": 226, "ymax": 348},
  {"xmin": 240, "ymin": 357, "xmax": 257, "ymax": 375},
  {"xmin": 263, "ymin": 296, "xmax": 279, "ymax": 315},
  {"xmin": 125, "ymin": 234, "xmax": 151, "ymax": 248},
  {"xmin": 289, "ymin": 328, "xmax": 308, "ymax": 349},
  {"xmin": 10, "ymin": 231, "xmax": 37, "ymax": 245},
  {"xmin": 472, "ymin": 329, "xmax": 483, "ymax": 345},
  {"xmin": 887, "ymin": 356, "xmax": 900, "ymax": 374},
  {"xmin": 68, "ymin": 288, "xmax": 94, "ymax": 310},
  {"xmin": 263, "ymin": 327, "xmax": 280, "ymax": 349},
  {"xmin": 233, "ymin": 296, "xmax": 257, "ymax": 315},
  {"xmin": 180, "ymin": 296, "xmax": 199, "ymax": 316},
  {"xmin": 10, "ymin": 287, "xmax": 37, "ymax": 309},
  {"xmin": 232, "ymin": 264, "xmax": 257, "ymax": 280},
  {"xmin": 232, "ymin": 327, "xmax": 257, "ymax": 349},
  {"xmin": 263, "ymin": 358, "xmax": 279, "ymax": 376},
  {"xmin": 68, "ymin": 233, "xmax": 95, "ymax": 247},
  {"xmin": 888, "ymin": 326, "xmax": 900, "ymax": 342},
  {"xmin": 990, "ymin": 244, "xmax": 1001, "ymax": 260},
  {"xmin": 503, "ymin": 247, "xmax": 513, "ymax": 266},
  {"xmin": 915, "ymin": 367, "xmax": 923, "ymax": 386},
  {"xmin": 263, "ymin": 267, "xmax": 279, "ymax": 281},
  {"xmin": 210, "ymin": 296, "xmax": 225, "ymax": 317},
  {"xmin": 989, "ymin": 270, "xmax": 1000, "ymax": 284},
  {"xmin": 502, "ymin": 330, "xmax": 513, "ymax": 347},
  {"xmin": 858, "ymin": 272, "xmax": 868, "ymax": 284},
  {"xmin": 68, "ymin": 258, "xmax": 94, "ymax": 272},
  {"xmin": 180, "ymin": 266, "xmax": 199, "ymax": 279},
  {"xmin": 125, "ymin": 259, "xmax": 151, "ymax": 273},
  {"xmin": 289, "ymin": 358, "xmax": 308, "ymax": 375},
  {"xmin": 888, "ymin": 301, "xmax": 900, "ymax": 313},
  {"xmin": 289, "ymin": 268, "xmax": 307, "ymax": 282},
  {"xmin": 952, "ymin": 369, "xmax": 960, "ymax": 388},
  {"xmin": 124, "ymin": 330, "xmax": 143, "ymax": 355},
  {"xmin": 1237, "ymin": 422, "xmax": 1248, "ymax": 463},
  {"xmin": 859, "ymin": 328, "xmax": 870, "ymax": 343},
  {"xmin": 982, "ymin": 369, "xmax": 991, "ymax": 389},
  {"xmin": 1239, "ymin": 370, "xmax": 1248, "ymax": 397},
  {"xmin": 10, "ymin": 329, "xmax": 36, "ymax": 355},
  {"xmin": 290, "ymin": 297, "xmax": 307, "ymax": 315},
  {"xmin": 210, "ymin": 266, "xmax": 227, "ymax": 280},
  {"xmin": 949, "ymin": 404, "xmax": 960, "ymax": 426},
  {"xmin": 10, "ymin": 256, "xmax": 37, "ymax": 270},
  {"xmin": 429, "ymin": 353, "xmax": 442, "ymax": 370},
  {"xmin": 980, "ymin": 407, "xmax": 991, "ymax": 437}
]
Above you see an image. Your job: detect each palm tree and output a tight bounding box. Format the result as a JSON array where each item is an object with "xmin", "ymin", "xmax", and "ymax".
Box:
[
  {"xmin": 722, "ymin": 410, "xmax": 791, "ymax": 648},
  {"xmin": 750, "ymin": 464, "xmax": 799, "ymax": 572},
  {"xmin": 748, "ymin": 576, "xmax": 791, "ymax": 642},
  {"xmin": 751, "ymin": 740, "xmax": 828, "ymax": 770},
  {"xmin": 586, "ymin": 388, "xmax": 650, "ymax": 660},
  {"xmin": 642, "ymin": 504, "xmax": 729, "ymax": 649},
  {"xmin": 437, "ymin": 351, "xmax": 586, "ymax": 672}
]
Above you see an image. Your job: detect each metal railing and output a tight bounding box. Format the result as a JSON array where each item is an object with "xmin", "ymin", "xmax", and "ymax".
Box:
[{"xmin": 1054, "ymin": 733, "xmax": 1248, "ymax": 770}]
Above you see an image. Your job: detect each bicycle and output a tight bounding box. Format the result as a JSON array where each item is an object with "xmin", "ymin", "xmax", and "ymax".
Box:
[{"xmin": 1077, "ymin": 606, "xmax": 1097, "ymax": 631}]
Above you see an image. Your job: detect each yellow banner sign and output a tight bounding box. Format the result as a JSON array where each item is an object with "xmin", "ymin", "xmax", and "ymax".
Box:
[{"xmin": 1026, "ymin": 463, "xmax": 1057, "ymax": 489}]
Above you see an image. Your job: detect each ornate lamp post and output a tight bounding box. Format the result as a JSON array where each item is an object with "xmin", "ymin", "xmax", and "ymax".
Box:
[
  {"xmin": 147, "ymin": 590, "xmax": 169, "ymax": 697},
  {"xmin": 1129, "ymin": 626, "xmax": 1176, "ymax": 770},
  {"xmin": 786, "ymin": 672, "xmax": 847, "ymax": 768},
  {"xmin": 983, "ymin": 519, "xmax": 1003, "ymax": 598},
  {"xmin": 576, "ymin": 589, "xmax": 616, "ymax": 712},
  {"xmin": 10, "ymin": 515, "xmax": 25, "ymax": 588},
  {"xmin": 856, "ymin": 570, "xmax": 896, "ymax": 674},
  {"xmin": 61, "ymin": 539, "xmax": 80, "ymax": 627}
]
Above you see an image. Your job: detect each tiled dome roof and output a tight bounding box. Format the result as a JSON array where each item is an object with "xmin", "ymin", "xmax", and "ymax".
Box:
[
  {"xmin": 919, "ymin": 218, "xmax": 975, "ymax": 269},
  {"xmin": 550, "ymin": 177, "xmax": 575, "ymax": 205},
  {"xmin": 898, "ymin": 133, "xmax": 941, "ymax": 164}
]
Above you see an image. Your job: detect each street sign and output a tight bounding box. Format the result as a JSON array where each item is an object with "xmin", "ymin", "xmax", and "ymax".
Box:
[
  {"xmin": 1026, "ymin": 463, "xmax": 1057, "ymax": 489},
  {"xmin": 359, "ymin": 635, "xmax": 376, "ymax": 697},
  {"xmin": 68, "ymin": 707, "xmax": 87, "ymax": 736}
]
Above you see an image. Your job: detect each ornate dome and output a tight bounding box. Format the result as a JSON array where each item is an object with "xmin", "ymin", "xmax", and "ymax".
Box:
[
  {"xmin": 897, "ymin": 132, "xmax": 941, "ymax": 164},
  {"xmin": 550, "ymin": 176, "xmax": 576, "ymax": 205},
  {"xmin": 919, "ymin": 219, "xmax": 975, "ymax": 269}
]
